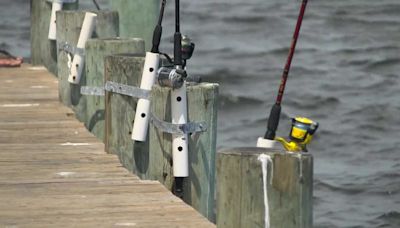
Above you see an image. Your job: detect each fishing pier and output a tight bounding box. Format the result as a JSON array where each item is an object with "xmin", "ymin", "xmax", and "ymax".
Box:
[
  {"xmin": 0, "ymin": 0, "xmax": 314, "ymax": 227},
  {"xmin": 0, "ymin": 65, "xmax": 214, "ymax": 227}
]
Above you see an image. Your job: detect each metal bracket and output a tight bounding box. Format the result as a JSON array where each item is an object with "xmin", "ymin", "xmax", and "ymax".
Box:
[
  {"xmin": 150, "ymin": 113, "xmax": 207, "ymax": 135},
  {"xmin": 105, "ymin": 81, "xmax": 150, "ymax": 100},
  {"xmin": 47, "ymin": 0, "xmax": 77, "ymax": 3},
  {"xmin": 80, "ymin": 81, "xmax": 150, "ymax": 100},
  {"xmin": 80, "ymin": 81, "xmax": 207, "ymax": 135},
  {"xmin": 80, "ymin": 86, "xmax": 105, "ymax": 96},
  {"xmin": 58, "ymin": 41, "xmax": 85, "ymax": 56}
]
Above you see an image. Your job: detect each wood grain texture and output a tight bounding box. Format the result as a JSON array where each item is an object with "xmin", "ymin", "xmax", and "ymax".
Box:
[
  {"xmin": 216, "ymin": 147, "xmax": 313, "ymax": 228},
  {"xmin": 104, "ymin": 54, "xmax": 146, "ymax": 171},
  {"xmin": 104, "ymin": 55, "xmax": 219, "ymax": 222},
  {"xmin": 56, "ymin": 10, "xmax": 119, "ymax": 122},
  {"xmin": 110, "ymin": 0, "xmax": 160, "ymax": 51},
  {"xmin": 0, "ymin": 64, "xmax": 215, "ymax": 228},
  {"xmin": 30, "ymin": 0, "xmax": 79, "ymax": 75},
  {"xmin": 85, "ymin": 38, "xmax": 145, "ymax": 142}
]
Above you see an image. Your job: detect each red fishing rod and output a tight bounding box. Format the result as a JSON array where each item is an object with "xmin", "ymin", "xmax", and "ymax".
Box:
[{"xmin": 263, "ymin": 0, "xmax": 309, "ymax": 141}]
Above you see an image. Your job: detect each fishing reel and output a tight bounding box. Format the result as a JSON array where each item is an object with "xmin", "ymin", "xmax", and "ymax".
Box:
[
  {"xmin": 157, "ymin": 67, "xmax": 187, "ymax": 89},
  {"xmin": 181, "ymin": 35, "xmax": 195, "ymax": 66},
  {"xmin": 275, "ymin": 117, "xmax": 319, "ymax": 152},
  {"xmin": 157, "ymin": 35, "xmax": 195, "ymax": 89}
]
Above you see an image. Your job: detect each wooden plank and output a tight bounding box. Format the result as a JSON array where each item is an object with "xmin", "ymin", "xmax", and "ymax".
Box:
[
  {"xmin": 30, "ymin": 0, "xmax": 78, "ymax": 75},
  {"xmin": 104, "ymin": 54, "xmax": 219, "ymax": 221},
  {"xmin": 85, "ymin": 38, "xmax": 145, "ymax": 142},
  {"xmin": 110, "ymin": 0, "xmax": 160, "ymax": 51},
  {"xmin": 216, "ymin": 148, "xmax": 313, "ymax": 228},
  {"xmin": 56, "ymin": 10, "xmax": 119, "ymax": 122},
  {"xmin": 0, "ymin": 64, "xmax": 215, "ymax": 227}
]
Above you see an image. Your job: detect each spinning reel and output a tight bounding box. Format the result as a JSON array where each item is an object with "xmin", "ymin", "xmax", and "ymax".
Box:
[
  {"xmin": 157, "ymin": 35, "xmax": 195, "ymax": 88},
  {"xmin": 275, "ymin": 117, "xmax": 319, "ymax": 152}
]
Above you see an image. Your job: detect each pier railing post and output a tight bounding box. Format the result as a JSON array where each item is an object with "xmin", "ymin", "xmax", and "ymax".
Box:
[
  {"xmin": 31, "ymin": 0, "xmax": 78, "ymax": 75},
  {"xmin": 110, "ymin": 0, "xmax": 161, "ymax": 51},
  {"xmin": 216, "ymin": 148, "xmax": 313, "ymax": 228},
  {"xmin": 104, "ymin": 54, "xmax": 218, "ymax": 222},
  {"xmin": 149, "ymin": 84, "xmax": 218, "ymax": 222},
  {"xmin": 85, "ymin": 38, "xmax": 145, "ymax": 142},
  {"xmin": 56, "ymin": 10, "xmax": 119, "ymax": 122},
  {"xmin": 104, "ymin": 54, "xmax": 147, "ymax": 172}
]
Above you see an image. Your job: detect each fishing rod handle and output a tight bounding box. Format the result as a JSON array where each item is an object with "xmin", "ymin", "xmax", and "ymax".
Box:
[
  {"xmin": 151, "ymin": 0, "xmax": 167, "ymax": 53},
  {"xmin": 48, "ymin": 1, "xmax": 63, "ymax": 40},
  {"xmin": 132, "ymin": 52, "xmax": 160, "ymax": 141},
  {"xmin": 68, "ymin": 12, "xmax": 97, "ymax": 84},
  {"xmin": 174, "ymin": 33, "xmax": 183, "ymax": 66},
  {"xmin": 151, "ymin": 25, "xmax": 162, "ymax": 53},
  {"xmin": 264, "ymin": 104, "xmax": 281, "ymax": 140},
  {"xmin": 171, "ymin": 84, "xmax": 189, "ymax": 177}
]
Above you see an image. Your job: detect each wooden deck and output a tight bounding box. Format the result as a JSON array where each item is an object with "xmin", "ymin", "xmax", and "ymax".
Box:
[{"xmin": 0, "ymin": 65, "xmax": 215, "ymax": 227}]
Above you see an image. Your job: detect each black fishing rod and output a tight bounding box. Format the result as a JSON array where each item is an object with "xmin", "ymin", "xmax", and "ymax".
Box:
[
  {"xmin": 263, "ymin": 0, "xmax": 309, "ymax": 141},
  {"xmin": 152, "ymin": 0, "xmax": 167, "ymax": 53},
  {"xmin": 132, "ymin": 0, "xmax": 167, "ymax": 142},
  {"xmin": 171, "ymin": 0, "xmax": 188, "ymax": 198},
  {"xmin": 92, "ymin": 0, "xmax": 101, "ymax": 10},
  {"xmin": 174, "ymin": 0, "xmax": 182, "ymax": 69}
]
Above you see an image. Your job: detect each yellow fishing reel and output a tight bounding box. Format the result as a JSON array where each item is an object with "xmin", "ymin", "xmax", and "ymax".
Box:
[{"xmin": 275, "ymin": 117, "xmax": 319, "ymax": 152}]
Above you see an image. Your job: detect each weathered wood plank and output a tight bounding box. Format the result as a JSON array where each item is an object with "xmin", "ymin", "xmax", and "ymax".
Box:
[
  {"xmin": 85, "ymin": 38, "xmax": 145, "ymax": 142},
  {"xmin": 104, "ymin": 54, "xmax": 146, "ymax": 173},
  {"xmin": 30, "ymin": 0, "xmax": 78, "ymax": 75},
  {"xmin": 0, "ymin": 64, "xmax": 215, "ymax": 228},
  {"xmin": 110, "ymin": 0, "xmax": 160, "ymax": 51},
  {"xmin": 104, "ymin": 54, "xmax": 219, "ymax": 222},
  {"xmin": 216, "ymin": 147, "xmax": 313, "ymax": 228},
  {"xmin": 56, "ymin": 10, "xmax": 119, "ymax": 122}
]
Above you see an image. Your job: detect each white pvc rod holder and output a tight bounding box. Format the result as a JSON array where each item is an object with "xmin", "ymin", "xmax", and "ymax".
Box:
[
  {"xmin": 132, "ymin": 52, "xmax": 160, "ymax": 141},
  {"xmin": 257, "ymin": 137, "xmax": 278, "ymax": 149},
  {"xmin": 68, "ymin": 12, "xmax": 97, "ymax": 84},
  {"xmin": 171, "ymin": 84, "xmax": 189, "ymax": 177},
  {"xmin": 48, "ymin": 1, "xmax": 63, "ymax": 40}
]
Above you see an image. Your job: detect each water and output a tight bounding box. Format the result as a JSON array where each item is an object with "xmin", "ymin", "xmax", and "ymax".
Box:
[{"xmin": 1, "ymin": 0, "xmax": 399, "ymax": 227}]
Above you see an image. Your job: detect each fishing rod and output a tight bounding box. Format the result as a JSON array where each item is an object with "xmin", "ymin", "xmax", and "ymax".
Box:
[
  {"xmin": 132, "ymin": 0, "xmax": 167, "ymax": 142},
  {"xmin": 92, "ymin": 0, "xmax": 101, "ymax": 10},
  {"xmin": 171, "ymin": 0, "xmax": 189, "ymax": 197},
  {"xmin": 258, "ymin": 0, "xmax": 309, "ymax": 148}
]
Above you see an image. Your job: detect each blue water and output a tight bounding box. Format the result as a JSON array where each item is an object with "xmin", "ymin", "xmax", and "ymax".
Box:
[{"xmin": 1, "ymin": 0, "xmax": 399, "ymax": 227}]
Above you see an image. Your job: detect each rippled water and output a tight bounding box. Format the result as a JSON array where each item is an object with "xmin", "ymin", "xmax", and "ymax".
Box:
[{"xmin": 1, "ymin": 0, "xmax": 399, "ymax": 227}]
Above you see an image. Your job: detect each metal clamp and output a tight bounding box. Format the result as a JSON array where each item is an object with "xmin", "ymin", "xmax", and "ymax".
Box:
[
  {"xmin": 47, "ymin": 0, "xmax": 77, "ymax": 3},
  {"xmin": 80, "ymin": 86, "xmax": 105, "ymax": 96},
  {"xmin": 105, "ymin": 81, "xmax": 150, "ymax": 100},
  {"xmin": 80, "ymin": 81, "xmax": 150, "ymax": 100},
  {"xmin": 80, "ymin": 82, "xmax": 208, "ymax": 135},
  {"xmin": 150, "ymin": 113, "xmax": 207, "ymax": 135},
  {"xmin": 58, "ymin": 41, "xmax": 85, "ymax": 56}
]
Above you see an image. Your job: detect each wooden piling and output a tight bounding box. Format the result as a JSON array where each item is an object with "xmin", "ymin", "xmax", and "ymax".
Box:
[
  {"xmin": 104, "ymin": 54, "xmax": 218, "ymax": 222},
  {"xmin": 216, "ymin": 148, "xmax": 313, "ymax": 228},
  {"xmin": 85, "ymin": 38, "xmax": 145, "ymax": 142},
  {"xmin": 110, "ymin": 0, "xmax": 160, "ymax": 51},
  {"xmin": 149, "ymin": 84, "xmax": 218, "ymax": 222},
  {"xmin": 30, "ymin": 0, "xmax": 79, "ymax": 75},
  {"xmin": 56, "ymin": 10, "xmax": 119, "ymax": 122}
]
